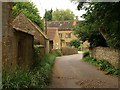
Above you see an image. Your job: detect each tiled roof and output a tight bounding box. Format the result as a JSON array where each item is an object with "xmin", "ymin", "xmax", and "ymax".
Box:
[
  {"xmin": 47, "ymin": 20, "xmax": 78, "ymax": 30},
  {"xmin": 12, "ymin": 12, "xmax": 48, "ymax": 40},
  {"xmin": 47, "ymin": 27, "xmax": 58, "ymax": 40}
]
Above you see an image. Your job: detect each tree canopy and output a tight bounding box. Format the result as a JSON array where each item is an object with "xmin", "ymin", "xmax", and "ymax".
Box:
[
  {"xmin": 44, "ymin": 9, "xmax": 53, "ymax": 21},
  {"xmin": 72, "ymin": 1, "xmax": 120, "ymax": 49},
  {"xmin": 12, "ymin": 2, "xmax": 44, "ymax": 30},
  {"xmin": 69, "ymin": 39, "xmax": 81, "ymax": 48},
  {"xmin": 52, "ymin": 9, "xmax": 75, "ymax": 21}
]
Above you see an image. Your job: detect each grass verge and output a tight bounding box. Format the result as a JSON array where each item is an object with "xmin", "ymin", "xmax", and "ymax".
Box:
[
  {"xmin": 83, "ymin": 51, "xmax": 120, "ymax": 76},
  {"xmin": 2, "ymin": 46, "xmax": 56, "ymax": 89}
]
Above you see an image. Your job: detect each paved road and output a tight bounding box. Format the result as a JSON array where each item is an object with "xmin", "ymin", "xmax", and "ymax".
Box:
[{"xmin": 48, "ymin": 53, "xmax": 118, "ymax": 88}]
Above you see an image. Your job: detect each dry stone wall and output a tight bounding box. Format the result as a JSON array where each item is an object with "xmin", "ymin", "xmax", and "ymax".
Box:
[{"xmin": 90, "ymin": 47, "xmax": 120, "ymax": 68}]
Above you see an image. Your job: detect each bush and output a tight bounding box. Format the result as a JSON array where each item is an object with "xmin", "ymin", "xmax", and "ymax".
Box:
[
  {"xmin": 83, "ymin": 56, "xmax": 120, "ymax": 76},
  {"xmin": 83, "ymin": 51, "xmax": 89, "ymax": 57},
  {"xmin": 3, "ymin": 53, "xmax": 56, "ymax": 89},
  {"xmin": 69, "ymin": 39, "xmax": 80, "ymax": 48},
  {"xmin": 32, "ymin": 45, "xmax": 42, "ymax": 68},
  {"xmin": 55, "ymin": 50, "xmax": 62, "ymax": 56},
  {"xmin": 51, "ymin": 49, "xmax": 62, "ymax": 57}
]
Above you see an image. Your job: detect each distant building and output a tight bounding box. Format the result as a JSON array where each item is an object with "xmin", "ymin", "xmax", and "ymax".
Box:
[
  {"xmin": 81, "ymin": 40, "xmax": 90, "ymax": 51},
  {"xmin": 47, "ymin": 20, "xmax": 78, "ymax": 50}
]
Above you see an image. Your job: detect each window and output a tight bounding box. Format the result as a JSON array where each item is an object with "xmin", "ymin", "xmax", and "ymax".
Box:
[
  {"xmin": 66, "ymin": 42, "xmax": 70, "ymax": 46},
  {"xmin": 66, "ymin": 33, "xmax": 71, "ymax": 38},
  {"xmin": 59, "ymin": 33, "xmax": 62, "ymax": 38}
]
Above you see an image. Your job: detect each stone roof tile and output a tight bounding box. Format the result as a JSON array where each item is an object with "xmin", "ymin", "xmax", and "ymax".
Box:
[{"xmin": 12, "ymin": 12, "xmax": 48, "ymax": 40}]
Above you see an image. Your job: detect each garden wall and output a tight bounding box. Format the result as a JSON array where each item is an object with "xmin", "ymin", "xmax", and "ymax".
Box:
[
  {"xmin": 90, "ymin": 47, "xmax": 120, "ymax": 68},
  {"xmin": 61, "ymin": 47, "xmax": 78, "ymax": 55}
]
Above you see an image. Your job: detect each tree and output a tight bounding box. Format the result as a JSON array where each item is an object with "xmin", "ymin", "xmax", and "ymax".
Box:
[
  {"xmin": 69, "ymin": 39, "xmax": 80, "ymax": 48},
  {"xmin": 73, "ymin": 21, "xmax": 108, "ymax": 49},
  {"xmin": 72, "ymin": 1, "xmax": 120, "ymax": 49},
  {"xmin": 12, "ymin": 2, "xmax": 44, "ymax": 30},
  {"xmin": 44, "ymin": 9, "xmax": 53, "ymax": 21},
  {"xmin": 52, "ymin": 9, "xmax": 75, "ymax": 21}
]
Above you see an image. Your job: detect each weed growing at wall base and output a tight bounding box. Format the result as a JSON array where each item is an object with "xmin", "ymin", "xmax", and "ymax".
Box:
[
  {"xmin": 83, "ymin": 51, "xmax": 120, "ymax": 76},
  {"xmin": 3, "ymin": 52, "xmax": 56, "ymax": 89}
]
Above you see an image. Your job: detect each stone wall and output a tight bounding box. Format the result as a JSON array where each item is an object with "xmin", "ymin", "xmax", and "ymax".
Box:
[
  {"xmin": 90, "ymin": 47, "xmax": 120, "ymax": 68},
  {"xmin": 2, "ymin": 2, "xmax": 16, "ymax": 71},
  {"xmin": 2, "ymin": 2, "xmax": 34, "ymax": 71},
  {"xmin": 61, "ymin": 47, "xmax": 78, "ymax": 55}
]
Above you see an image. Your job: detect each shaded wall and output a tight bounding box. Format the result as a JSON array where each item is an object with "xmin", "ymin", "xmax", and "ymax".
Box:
[
  {"xmin": 2, "ymin": 2, "xmax": 16, "ymax": 70},
  {"xmin": 15, "ymin": 31, "xmax": 33, "ymax": 68},
  {"xmin": 2, "ymin": 2, "xmax": 34, "ymax": 71}
]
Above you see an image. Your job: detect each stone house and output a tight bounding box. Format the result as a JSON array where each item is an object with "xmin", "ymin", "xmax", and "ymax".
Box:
[
  {"xmin": 2, "ymin": 2, "xmax": 49, "ymax": 71},
  {"xmin": 12, "ymin": 12, "xmax": 49, "ymax": 58},
  {"xmin": 47, "ymin": 20, "xmax": 78, "ymax": 50},
  {"xmin": 47, "ymin": 27, "xmax": 60, "ymax": 50},
  {"xmin": 81, "ymin": 40, "xmax": 90, "ymax": 51}
]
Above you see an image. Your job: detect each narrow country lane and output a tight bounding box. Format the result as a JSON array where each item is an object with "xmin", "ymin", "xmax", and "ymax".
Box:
[{"xmin": 48, "ymin": 53, "xmax": 118, "ymax": 88}]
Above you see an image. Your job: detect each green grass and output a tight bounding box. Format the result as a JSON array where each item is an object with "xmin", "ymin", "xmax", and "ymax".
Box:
[
  {"xmin": 3, "ymin": 46, "xmax": 56, "ymax": 89},
  {"xmin": 83, "ymin": 52, "xmax": 120, "ymax": 76}
]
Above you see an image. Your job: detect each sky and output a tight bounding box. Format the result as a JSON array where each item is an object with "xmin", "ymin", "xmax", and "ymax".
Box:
[{"xmin": 31, "ymin": 0, "xmax": 86, "ymax": 20}]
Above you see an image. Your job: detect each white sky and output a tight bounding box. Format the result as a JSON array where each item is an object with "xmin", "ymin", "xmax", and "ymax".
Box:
[{"xmin": 31, "ymin": 0, "xmax": 86, "ymax": 20}]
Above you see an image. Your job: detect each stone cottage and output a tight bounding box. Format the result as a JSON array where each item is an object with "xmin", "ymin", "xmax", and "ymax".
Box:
[
  {"xmin": 12, "ymin": 12, "xmax": 49, "ymax": 58},
  {"xmin": 2, "ymin": 2, "xmax": 49, "ymax": 71},
  {"xmin": 47, "ymin": 27, "xmax": 60, "ymax": 51}
]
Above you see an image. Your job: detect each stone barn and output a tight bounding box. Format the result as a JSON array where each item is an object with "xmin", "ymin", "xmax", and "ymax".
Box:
[{"xmin": 2, "ymin": 2, "xmax": 49, "ymax": 71}]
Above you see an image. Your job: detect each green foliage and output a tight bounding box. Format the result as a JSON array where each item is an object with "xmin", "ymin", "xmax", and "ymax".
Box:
[
  {"xmin": 55, "ymin": 50, "xmax": 62, "ymax": 56},
  {"xmin": 69, "ymin": 39, "xmax": 81, "ymax": 48},
  {"xmin": 73, "ymin": 19, "xmax": 108, "ymax": 49},
  {"xmin": 51, "ymin": 49, "xmax": 62, "ymax": 57},
  {"xmin": 44, "ymin": 9, "xmax": 53, "ymax": 21},
  {"xmin": 74, "ymin": 2, "xmax": 120, "ymax": 49},
  {"xmin": 83, "ymin": 51, "xmax": 89, "ymax": 57},
  {"xmin": 3, "ymin": 51, "xmax": 56, "ymax": 88},
  {"xmin": 83, "ymin": 54, "xmax": 120, "ymax": 76},
  {"xmin": 12, "ymin": 2, "xmax": 44, "ymax": 30},
  {"xmin": 52, "ymin": 9, "xmax": 75, "ymax": 21},
  {"xmin": 88, "ymin": 31, "xmax": 108, "ymax": 49},
  {"xmin": 73, "ymin": 21, "xmax": 89, "ymax": 42},
  {"xmin": 32, "ymin": 45, "xmax": 42, "ymax": 68},
  {"xmin": 3, "ymin": 69, "xmax": 46, "ymax": 88}
]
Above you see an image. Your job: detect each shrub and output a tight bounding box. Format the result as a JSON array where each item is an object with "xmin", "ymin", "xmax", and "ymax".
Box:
[
  {"xmin": 83, "ymin": 51, "xmax": 89, "ymax": 57},
  {"xmin": 69, "ymin": 39, "xmax": 80, "ymax": 48},
  {"xmin": 55, "ymin": 50, "xmax": 62, "ymax": 56},
  {"xmin": 97, "ymin": 60, "xmax": 113, "ymax": 71},
  {"xmin": 51, "ymin": 49, "xmax": 62, "ymax": 57},
  {"xmin": 32, "ymin": 45, "xmax": 42, "ymax": 68}
]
